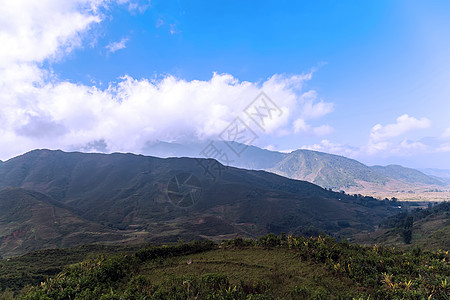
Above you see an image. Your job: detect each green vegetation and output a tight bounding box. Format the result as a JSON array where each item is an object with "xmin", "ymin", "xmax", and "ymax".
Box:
[
  {"xmin": 353, "ymin": 202, "xmax": 450, "ymax": 250},
  {"xmin": 0, "ymin": 235, "xmax": 447, "ymax": 299},
  {"xmin": 0, "ymin": 244, "xmax": 141, "ymax": 293}
]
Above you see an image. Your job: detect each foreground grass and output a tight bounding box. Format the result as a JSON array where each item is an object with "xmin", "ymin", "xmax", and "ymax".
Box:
[
  {"xmin": 0, "ymin": 244, "xmax": 142, "ymax": 294},
  {"xmin": 1, "ymin": 235, "xmax": 449, "ymax": 299}
]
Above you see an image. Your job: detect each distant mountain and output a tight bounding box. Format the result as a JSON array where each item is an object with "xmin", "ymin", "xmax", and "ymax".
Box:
[
  {"xmin": 143, "ymin": 141, "xmax": 449, "ymax": 192},
  {"xmin": 371, "ymin": 165, "xmax": 448, "ymax": 186},
  {"xmin": 143, "ymin": 140, "xmax": 286, "ymax": 170},
  {"xmin": 0, "ymin": 149, "xmax": 399, "ymax": 257},
  {"xmin": 269, "ymin": 149, "xmax": 388, "ymax": 189},
  {"xmin": 419, "ymin": 168, "xmax": 450, "ymax": 183}
]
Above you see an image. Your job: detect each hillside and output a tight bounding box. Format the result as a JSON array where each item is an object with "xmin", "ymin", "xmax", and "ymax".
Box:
[
  {"xmin": 420, "ymin": 168, "xmax": 450, "ymax": 183},
  {"xmin": 4, "ymin": 235, "xmax": 448, "ymax": 299},
  {"xmin": 269, "ymin": 149, "xmax": 388, "ymax": 189},
  {"xmin": 371, "ymin": 164, "xmax": 447, "ymax": 186},
  {"xmin": 0, "ymin": 244, "xmax": 141, "ymax": 293},
  {"xmin": 0, "ymin": 188, "xmax": 132, "ymax": 258},
  {"xmin": 143, "ymin": 140, "xmax": 287, "ymax": 170},
  {"xmin": 0, "ymin": 149, "xmax": 399, "ymax": 257},
  {"xmin": 353, "ymin": 202, "xmax": 450, "ymax": 250},
  {"xmin": 143, "ymin": 141, "xmax": 450, "ymax": 194}
]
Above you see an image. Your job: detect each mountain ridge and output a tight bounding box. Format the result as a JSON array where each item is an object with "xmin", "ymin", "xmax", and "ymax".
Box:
[
  {"xmin": 143, "ymin": 141, "xmax": 449, "ymax": 192},
  {"xmin": 0, "ymin": 149, "xmax": 400, "ymax": 257}
]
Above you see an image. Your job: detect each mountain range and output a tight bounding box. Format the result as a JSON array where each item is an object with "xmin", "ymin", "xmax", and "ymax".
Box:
[
  {"xmin": 0, "ymin": 149, "xmax": 403, "ymax": 257},
  {"xmin": 143, "ymin": 141, "xmax": 450, "ymax": 191}
]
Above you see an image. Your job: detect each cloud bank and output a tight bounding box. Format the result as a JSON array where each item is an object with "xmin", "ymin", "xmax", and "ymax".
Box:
[{"xmin": 0, "ymin": 0, "xmax": 333, "ymax": 160}]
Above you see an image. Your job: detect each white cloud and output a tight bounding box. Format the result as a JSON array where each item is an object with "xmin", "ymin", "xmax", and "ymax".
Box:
[
  {"xmin": 365, "ymin": 114, "xmax": 431, "ymax": 156},
  {"xmin": 369, "ymin": 114, "xmax": 431, "ymax": 143},
  {"xmin": 398, "ymin": 139, "xmax": 427, "ymax": 150},
  {"xmin": 442, "ymin": 127, "xmax": 450, "ymax": 139},
  {"xmin": 264, "ymin": 145, "xmax": 294, "ymax": 153},
  {"xmin": 293, "ymin": 118, "xmax": 333, "ymax": 136},
  {"xmin": 0, "ymin": 0, "xmax": 104, "ymax": 68},
  {"xmin": 387, "ymin": 139, "xmax": 428, "ymax": 156},
  {"xmin": 301, "ymin": 140, "xmax": 360, "ymax": 158},
  {"xmin": 105, "ymin": 37, "xmax": 129, "ymax": 53},
  {"xmin": 0, "ymin": 69, "xmax": 332, "ymax": 159},
  {"xmin": 299, "ymin": 90, "xmax": 334, "ymax": 119},
  {"xmin": 293, "ymin": 118, "xmax": 309, "ymax": 133},
  {"xmin": 0, "ymin": 0, "xmax": 335, "ymax": 161},
  {"xmin": 125, "ymin": 0, "xmax": 151, "ymax": 13},
  {"xmin": 437, "ymin": 142, "xmax": 450, "ymax": 152},
  {"xmin": 288, "ymin": 83, "xmax": 334, "ymax": 136}
]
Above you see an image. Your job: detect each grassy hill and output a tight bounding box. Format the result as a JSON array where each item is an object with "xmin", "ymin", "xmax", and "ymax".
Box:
[
  {"xmin": 0, "ymin": 149, "xmax": 401, "ymax": 257},
  {"xmin": 1, "ymin": 235, "xmax": 448, "ymax": 299}
]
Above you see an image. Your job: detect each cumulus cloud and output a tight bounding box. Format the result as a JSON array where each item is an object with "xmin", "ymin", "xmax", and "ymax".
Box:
[
  {"xmin": 302, "ymin": 115, "xmax": 434, "ymax": 161},
  {"xmin": 366, "ymin": 114, "xmax": 431, "ymax": 155},
  {"xmin": 0, "ymin": 69, "xmax": 333, "ymax": 159},
  {"xmin": 105, "ymin": 37, "xmax": 129, "ymax": 53},
  {"xmin": 298, "ymin": 90, "xmax": 334, "ymax": 119},
  {"xmin": 369, "ymin": 114, "xmax": 431, "ymax": 143},
  {"xmin": 0, "ymin": 0, "xmax": 335, "ymax": 161},
  {"xmin": 0, "ymin": 0, "xmax": 104, "ymax": 68}
]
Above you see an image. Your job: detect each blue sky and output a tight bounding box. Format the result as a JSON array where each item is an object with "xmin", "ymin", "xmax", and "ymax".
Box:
[{"xmin": 1, "ymin": 0, "xmax": 450, "ymax": 168}]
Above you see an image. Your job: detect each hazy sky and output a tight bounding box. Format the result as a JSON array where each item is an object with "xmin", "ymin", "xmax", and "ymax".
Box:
[{"xmin": 0, "ymin": 0, "xmax": 449, "ymax": 168}]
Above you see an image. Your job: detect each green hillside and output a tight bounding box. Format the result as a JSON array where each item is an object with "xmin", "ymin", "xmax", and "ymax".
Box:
[
  {"xmin": 353, "ymin": 202, "xmax": 450, "ymax": 250},
  {"xmin": 1, "ymin": 235, "xmax": 448, "ymax": 299}
]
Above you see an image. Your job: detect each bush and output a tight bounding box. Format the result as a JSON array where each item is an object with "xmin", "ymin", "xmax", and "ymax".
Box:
[{"xmin": 257, "ymin": 234, "xmax": 281, "ymax": 248}]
